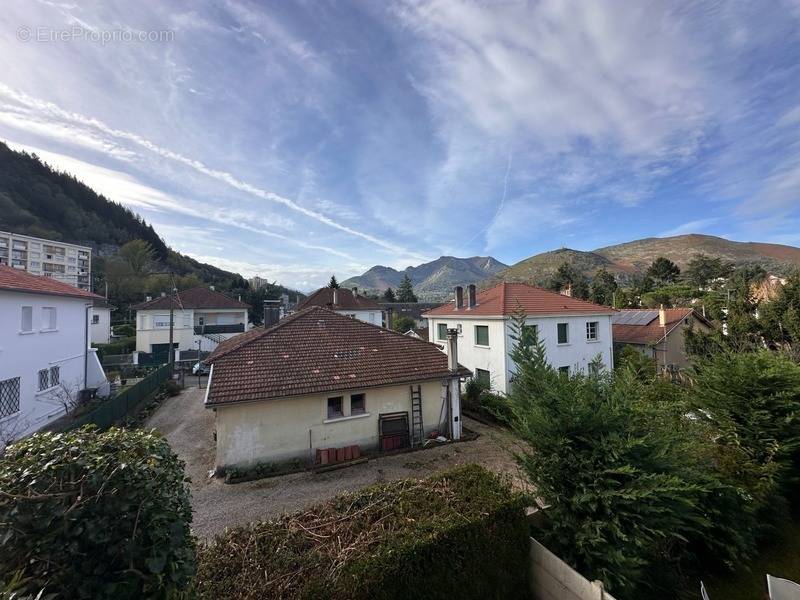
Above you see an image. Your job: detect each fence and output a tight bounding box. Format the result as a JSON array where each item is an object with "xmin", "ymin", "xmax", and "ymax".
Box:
[
  {"xmin": 51, "ymin": 363, "xmax": 171, "ymax": 432},
  {"xmin": 101, "ymin": 353, "xmax": 134, "ymax": 366},
  {"xmin": 529, "ymin": 538, "xmax": 617, "ymax": 600}
]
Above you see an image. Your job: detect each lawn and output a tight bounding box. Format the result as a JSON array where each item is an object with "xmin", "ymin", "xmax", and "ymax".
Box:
[{"xmin": 697, "ymin": 517, "xmax": 800, "ymax": 600}]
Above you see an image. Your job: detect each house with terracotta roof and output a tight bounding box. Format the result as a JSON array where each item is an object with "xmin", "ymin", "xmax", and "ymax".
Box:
[
  {"xmin": 133, "ymin": 286, "xmax": 250, "ymax": 360},
  {"xmin": 297, "ymin": 287, "xmax": 384, "ymax": 326},
  {"xmin": 612, "ymin": 307, "xmax": 712, "ymax": 373},
  {"xmin": 204, "ymin": 306, "xmax": 469, "ymax": 470},
  {"xmin": 423, "ymin": 283, "xmax": 615, "ymax": 393},
  {"xmin": 0, "ymin": 265, "xmax": 109, "ymax": 444}
]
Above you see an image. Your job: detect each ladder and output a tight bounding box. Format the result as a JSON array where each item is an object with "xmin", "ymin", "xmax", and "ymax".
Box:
[{"xmin": 410, "ymin": 385, "xmax": 424, "ymax": 446}]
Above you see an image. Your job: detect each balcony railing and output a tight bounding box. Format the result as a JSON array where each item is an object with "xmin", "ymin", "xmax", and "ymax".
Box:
[{"xmin": 194, "ymin": 324, "xmax": 245, "ymax": 335}]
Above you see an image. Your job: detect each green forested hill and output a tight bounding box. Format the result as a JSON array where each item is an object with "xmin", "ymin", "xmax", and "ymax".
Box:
[{"xmin": 0, "ymin": 142, "xmax": 300, "ymax": 321}]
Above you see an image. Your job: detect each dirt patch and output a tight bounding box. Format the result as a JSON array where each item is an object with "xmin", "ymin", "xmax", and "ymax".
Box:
[{"xmin": 145, "ymin": 386, "xmax": 531, "ymax": 539}]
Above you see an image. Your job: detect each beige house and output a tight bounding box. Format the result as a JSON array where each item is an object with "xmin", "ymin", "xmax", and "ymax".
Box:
[
  {"xmin": 612, "ymin": 307, "xmax": 712, "ymax": 373},
  {"xmin": 205, "ymin": 306, "xmax": 469, "ymax": 470},
  {"xmin": 133, "ymin": 286, "xmax": 250, "ymax": 359}
]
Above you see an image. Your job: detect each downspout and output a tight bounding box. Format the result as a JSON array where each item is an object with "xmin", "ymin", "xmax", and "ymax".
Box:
[{"xmin": 84, "ymin": 302, "xmax": 91, "ymax": 390}]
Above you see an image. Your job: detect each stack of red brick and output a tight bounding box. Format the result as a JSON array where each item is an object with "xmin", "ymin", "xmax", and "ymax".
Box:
[{"xmin": 316, "ymin": 445, "xmax": 362, "ymax": 466}]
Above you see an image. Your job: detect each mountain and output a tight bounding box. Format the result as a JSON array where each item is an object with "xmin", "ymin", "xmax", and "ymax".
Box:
[
  {"xmin": 343, "ymin": 256, "xmax": 507, "ymax": 300},
  {"xmin": 497, "ymin": 234, "xmax": 800, "ymax": 285},
  {"xmin": 0, "ymin": 142, "xmax": 300, "ymax": 304}
]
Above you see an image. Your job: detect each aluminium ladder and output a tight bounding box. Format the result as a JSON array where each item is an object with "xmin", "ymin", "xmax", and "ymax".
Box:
[{"xmin": 410, "ymin": 385, "xmax": 424, "ymax": 446}]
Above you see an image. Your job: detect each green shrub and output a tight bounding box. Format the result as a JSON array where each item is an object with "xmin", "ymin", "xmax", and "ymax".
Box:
[
  {"xmin": 94, "ymin": 335, "xmax": 136, "ymax": 358},
  {"xmin": 505, "ymin": 314, "xmax": 754, "ymax": 598},
  {"xmin": 0, "ymin": 427, "xmax": 195, "ymax": 599},
  {"xmin": 195, "ymin": 465, "xmax": 528, "ymax": 600},
  {"xmin": 113, "ymin": 323, "xmax": 136, "ymax": 337}
]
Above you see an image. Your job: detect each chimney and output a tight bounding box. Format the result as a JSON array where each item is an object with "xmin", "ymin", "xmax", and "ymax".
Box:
[
  {"xmin": 446, "ymin": 327, "xmax": 462, "ymax": 441},
  {"xmin": 353, "ymin": 286, "xmax": 358, "ymax": 296},
  {"xmin": 467, "ymin": 284, "xmax": 477, "ymax": 309},
  {"xmin": 454, "ymin": 286, "xmax": 464, "ymax": 309},
  {"xmin": 209, "ymin": 285, "xmax": 215, "ymax": 291},
  {"xmin": 146, "ymin": 295, "xmax": 152, "ymax": 302},
  {"xmin": 659, "ymin": 305, "xmax": 667, "ymax": 327},
  {"xmin": 446, "ymin": 328, "xmax": 459, "ymax": 373},
  {"xmin": 385, "ymin": 306, "xmax": 394, "ymax": 329},
  {"xmin": 560, "ymin": 283, "xmax": 572, "ymax": 297},
  {"xmin": 160, "ymin": 291, "xmax": 166, "ymax": 297},
  {"xmin": 332, "ymin": 288, "xmax": 339, "ymax": 306}
]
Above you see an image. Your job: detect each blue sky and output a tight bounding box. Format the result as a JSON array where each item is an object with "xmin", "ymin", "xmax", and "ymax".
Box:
[{"xmin": 1, "ymin": 1, "xmax": 799, "ymax": 291}]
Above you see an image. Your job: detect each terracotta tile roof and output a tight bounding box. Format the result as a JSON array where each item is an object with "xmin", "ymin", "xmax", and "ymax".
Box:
[
  {"xmin": 133, "ymin": 286, "xmax": 250, "ymax": 310},
  {"xmin": 205, "ymin": 306, "xmax": 469, "ymax": 406},
  {"xmin": 297, "ymin": 287, "xmax": 382, "ymax": 311},
  {"xmin": 423, "ymin": 282, "xmax": 615, "ymax": 317},
  {"xmin": 612, "ymin": 308, "xmax": 711, "ymax": 345},
  {"xmin": 0, "ymin": 265, "xmax": 101, "ymax": 300}
]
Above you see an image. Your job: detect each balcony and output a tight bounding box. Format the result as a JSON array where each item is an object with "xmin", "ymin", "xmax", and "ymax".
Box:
[{"xmin": 194, "ymin": 324, "xmax": 245, "ymax": 335}]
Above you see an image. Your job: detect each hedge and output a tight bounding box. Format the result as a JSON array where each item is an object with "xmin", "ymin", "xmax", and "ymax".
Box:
[
  {"xmin": 0, "ymin": 427, "xmax": 195, "ymax": 599},
  {"xmin": 194, "ymin": 464, "xmax": 528, "ymax": 600}
]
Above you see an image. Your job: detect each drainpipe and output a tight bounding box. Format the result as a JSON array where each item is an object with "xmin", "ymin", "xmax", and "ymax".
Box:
[
  {"xmin": 446, "ymin": 328, "xmax": 461, "ymax": 440},
  {"xmin": 84, "ymin": 302, "xmax": 91, "ymax": 391}
]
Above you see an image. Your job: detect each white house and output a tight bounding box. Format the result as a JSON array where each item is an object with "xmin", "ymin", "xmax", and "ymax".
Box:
[
  {"xmin": 205, "ymin": 306, "xmax": 469, "ymax": 470},
  {"xmin": 90, "ymin": 297, "xmax": 114, "ymax": 345},
  {"xmin": 424, "ymin": 282, "xmax": 615, "ymax": 394},
  {"xmin": 133, "ymin": 286, "xmax": 250, "ymax": 359},
  {"xmin": 296, "ymin": 287, "xmax": 383, "ymax": 326},
  {"xmin": 0, "ymin": 265, "xmax": 108, "ymax": 444}
]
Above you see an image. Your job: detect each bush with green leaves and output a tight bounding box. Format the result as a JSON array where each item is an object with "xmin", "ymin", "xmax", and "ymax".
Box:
[
  {"xmin": 194, "ymin": 465, "xmax": 528, "ymax": 600},
  {"xmin": 505, "ymin": 315, "xmax": 755, "ymax": 598},
  {"xmin": 0, "ymin": 427, "xmax": 195, "ymax": 599}
]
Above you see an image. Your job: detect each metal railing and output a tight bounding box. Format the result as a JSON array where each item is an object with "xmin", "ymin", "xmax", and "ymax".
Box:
[{"xmin": 193, "ymin": 324, "xmax": 245, "ymax": 334}]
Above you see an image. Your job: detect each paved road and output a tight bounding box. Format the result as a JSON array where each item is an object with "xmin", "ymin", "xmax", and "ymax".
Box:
[{"xmin": 145, "ymin": 386, "xmax": 530, "ymax": 539}]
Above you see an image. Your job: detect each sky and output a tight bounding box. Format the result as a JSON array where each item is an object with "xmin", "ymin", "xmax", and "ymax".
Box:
[{"xmin": 1, "ymin": 1, "xmax": 799, "ymax": 291}]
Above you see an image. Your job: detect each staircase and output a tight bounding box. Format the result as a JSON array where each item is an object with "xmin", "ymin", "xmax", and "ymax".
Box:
[
  {"xmin": 200, "ymin": 332, "xmax": 226, "ymax": 345},
  {"xmin": 410, "ymin": 385, "xmax": 424, "ymax": 446}
]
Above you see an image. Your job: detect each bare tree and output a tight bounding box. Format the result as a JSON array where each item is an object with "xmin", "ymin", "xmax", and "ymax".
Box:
[
  {"xmin": 0, "ymin": 415, "xmax": 29, "ymax": 454},
  {"xmin": 45, "ymin": 379, "xmax": 86, "ymax": 416}
]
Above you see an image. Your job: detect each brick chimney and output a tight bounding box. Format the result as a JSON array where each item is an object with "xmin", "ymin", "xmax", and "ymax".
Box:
[
  {"xmin": 454, "ymin": 286, "xmax": 464, "ymax": 309},
  {"xmin": 467, "ymin": 284, "xmax": 477, "ymax": 309},
  {"xmin": 659, "ymin": 305, "xmax": 667, "ymax": 327}
]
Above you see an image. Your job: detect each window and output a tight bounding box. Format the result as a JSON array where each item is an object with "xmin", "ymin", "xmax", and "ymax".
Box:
[
  {"xmin": 92, "ymin": 314, "xmax": 100, "ymax": 324},
  {"xmin": 586, "ymin": 321, "xmax": 598, "ymax": 341},
  {"xmin": 475, "ymin": 368, "xmax": 491, "ymax": 387},
  {"xmin": 20, "ymin": 306, "xmax": 33, "ymax": 332},
  {"xmin": 327, "ymin": 396, "xmax": 343, "ymax": 419},
  {"xmin": 41, "ymin": 307, "xmax": 57, "ymax": 330},
  {"xmin": 437, "ymin": 323, "xmax": 448, "ymax": 341},
  {"xmin": 558, "ymin": 366, "xmax": 570, "ymax": 375},
  {"xmin": 49, "ymin": 366, "xmax": 60, "ymax": 387},
  {"xmin": 350, "ymin": 393, "xmax": 366, "ymax": 415},
  {"xmin": 153, "ymin": 314, "xmax": 171, "ymax": 328},
  {"xmin": 557, "ymin": 323, "xmax": 569, "ymax": 344},
  {"xmin": 38, "ymin": 368, "xmax": 49, "ymax": 392},
  {"xmin": 0, "ymin": 377, "xmax": 20, "ymax": 418},
  {"xmin": 521, "ymin": 324, "xmax": 538, "ymax": 348},
  {"xmin": 475, "ymin": 325, "xmax": 489, "ymax": 346}
]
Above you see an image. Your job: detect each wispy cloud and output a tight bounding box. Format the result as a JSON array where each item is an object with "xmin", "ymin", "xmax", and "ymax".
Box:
[{"xmin": 659, "ymin": 218, "xmax": 722, "ymax": 237}]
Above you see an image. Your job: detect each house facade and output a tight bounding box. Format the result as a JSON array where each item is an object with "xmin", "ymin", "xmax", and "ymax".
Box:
[
  {"xmin": 612, "ymin": 307, "xmax": 712, "ymax": 373},
  {"xmin": 90, "ymin": 297, "xmax": 114, "ymax": 345},
  {"xmin": 0, "ymin": 231, "xmax": 92, "ymax": 291},
  {"xmin": 424, "ymin": 283, "xmax": 615, "ymax": 394},
  {"xmin": 205, "ymin": 306, "xmax": 469, "ymax": 470},
  {"xmin": 134, "ymin": 286, "xmax": 250, "ymax": 359},
  {"xmin": 0, "ymin": 265, "xmax": 108, "ymax": 444},
  {"xmin": 297, "ymin": 287, "xmax": 383, "ymax": 326}
]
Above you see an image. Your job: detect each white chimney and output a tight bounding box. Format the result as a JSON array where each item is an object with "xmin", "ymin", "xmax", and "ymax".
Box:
[
  {"xmin": 560, "ymin": 283, "xmax": 572, "ymax": 297},
  {"xmin": 146, "ymin": 295, "xmax": 152, "ymax": 302},
  {"xmin": 467, "ymin": 284, "xmax": 477, "ymax": 309},
  {"xmin": 333, "ymin": 289, "xmax": 339, "ymax": 305},
  {"xmin": 209, "ymin": 285, "xmax": 215, "ymax": 291},
  {"xmin": 446, "ymin": 327, "xmax": 462, "ymax": 440},
  {"xmin": 659, "ymin": 305, "xmax": 667, "ymax": 327},
  {"xmin": 454, "ymin": 286, "xmax": 464, "ymax": 309}
]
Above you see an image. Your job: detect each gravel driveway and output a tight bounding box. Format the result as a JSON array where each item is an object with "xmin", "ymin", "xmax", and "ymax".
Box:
[{"xmin": 145, "ymin": 385, "xmax": 530, "ymax": 539}]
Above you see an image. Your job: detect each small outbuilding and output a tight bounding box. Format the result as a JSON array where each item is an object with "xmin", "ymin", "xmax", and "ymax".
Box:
[{"xmin": 205, "ymin": 306, "xmax": 469, "ymax": 471}]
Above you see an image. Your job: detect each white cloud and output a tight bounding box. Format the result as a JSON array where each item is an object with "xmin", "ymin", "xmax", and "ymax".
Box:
[{"xmin": 659, "ymin": 218, "xmax": 721, "ymax": 237}]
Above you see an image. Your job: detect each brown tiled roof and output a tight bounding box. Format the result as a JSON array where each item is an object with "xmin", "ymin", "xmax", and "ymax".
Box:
[
  {"xmin": 0, "ymin": 265, "xmax": 101, "ymax": 300},
  {"xmin": 93, "ymin": 297, "xmax": 115, "ymax": 310},
  {"xmin": 297, "ymin": 287, "xmax": 382, "ymax": 311},
  {"xmin": 612, "ymin": 308, "xmax": 711, "ymax": 345},
  {"xmin": 133, "ymin": 286, "xmax": 250, "ymax": 310},
  {"xmin": 205, "ymin": 306, "xmax": 469, "ymax": 406},
  {"xmin": 423, "ymin": 282, "xmax": 614, "ymax": 317}
]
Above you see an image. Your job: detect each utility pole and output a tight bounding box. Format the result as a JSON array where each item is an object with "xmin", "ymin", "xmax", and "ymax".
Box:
[{"xmin": 168, "ymin": 281, "xmax": 177, "ymax": 371}]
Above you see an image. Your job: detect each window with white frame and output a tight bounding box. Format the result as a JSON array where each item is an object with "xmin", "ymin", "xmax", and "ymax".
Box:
[
  {"xmin": 153, "ymin": 314, "xmax": 171, "ymax": 328},
  {"xmin": 557, "ymin": 323, "xmax": 569, "ymax": 344},
  {"xmin": 0, "ymin": 377, "xmax": 20, "ymax": 418},
  {"xmin": 475, "ymin": 325, "xmax": 489, "ymax": 346},
  {"xmin": 437, "ymin": 323, "xmax": 448, "ymax": 341},
  {"xmin": 327, "ymin": 396, "xmax": 343, "ymax": 419},
  {"xmin": 586, "ymin": 321, "xmax": 598, "ymax": 341},
  {"xmin": 92, "ymin": 314, "xmax": 100, "ymax": 324},
  {"xmin": 20, "ymin": 306, "xmax": 33, "ymax": 332},
  {"xmin": 41, "ymin": 307, "xmax": 57, "ymax": 330}
]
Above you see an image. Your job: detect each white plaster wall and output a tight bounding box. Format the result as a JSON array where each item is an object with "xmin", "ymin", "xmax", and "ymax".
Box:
[
  {"xmin": 90, "ymin": 307, "xmax": 112, "ymax": 345},
  {"xmin": 334, "ymin": 309, "xmax": 383, "ymax": 326},
  {"xmin": 0, "ymin": 291, "xmax": 94, "ymax": 440},
  {"xmin": 212, "ymin": 378, "xmax": 448, "ymax": 468},
  {"xmin": 136, "ymin": 308, "xmax": 249, "ymax": 352},
  {"xmin": 427, "ymin": 314, "xmax": 614, "ymax": 394}
]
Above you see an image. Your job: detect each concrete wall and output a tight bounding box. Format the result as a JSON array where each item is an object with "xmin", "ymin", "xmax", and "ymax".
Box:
[
  {"xmin": 0, "ymin": 291, "xmax": 100, "ymax": 441},
  {"xmin": 212, "ymin": 378, "xmax": 448, "ymax": 469},
  {"xmin": 90, "ymin": 306, "xmax": 112, "ymax": 345},
  {"xmin": 426, "ymin": 314, "xmax": 614, "ymax": 394},
  {"xmin": 529, "ymin": 538, "xmax": 617, "ymax": 600}
]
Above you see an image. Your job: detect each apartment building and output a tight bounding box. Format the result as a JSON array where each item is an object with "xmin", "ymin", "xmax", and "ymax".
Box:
[{"xmin": 0, "ymin": 231, "xmax": 92, "ymax": 291}]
